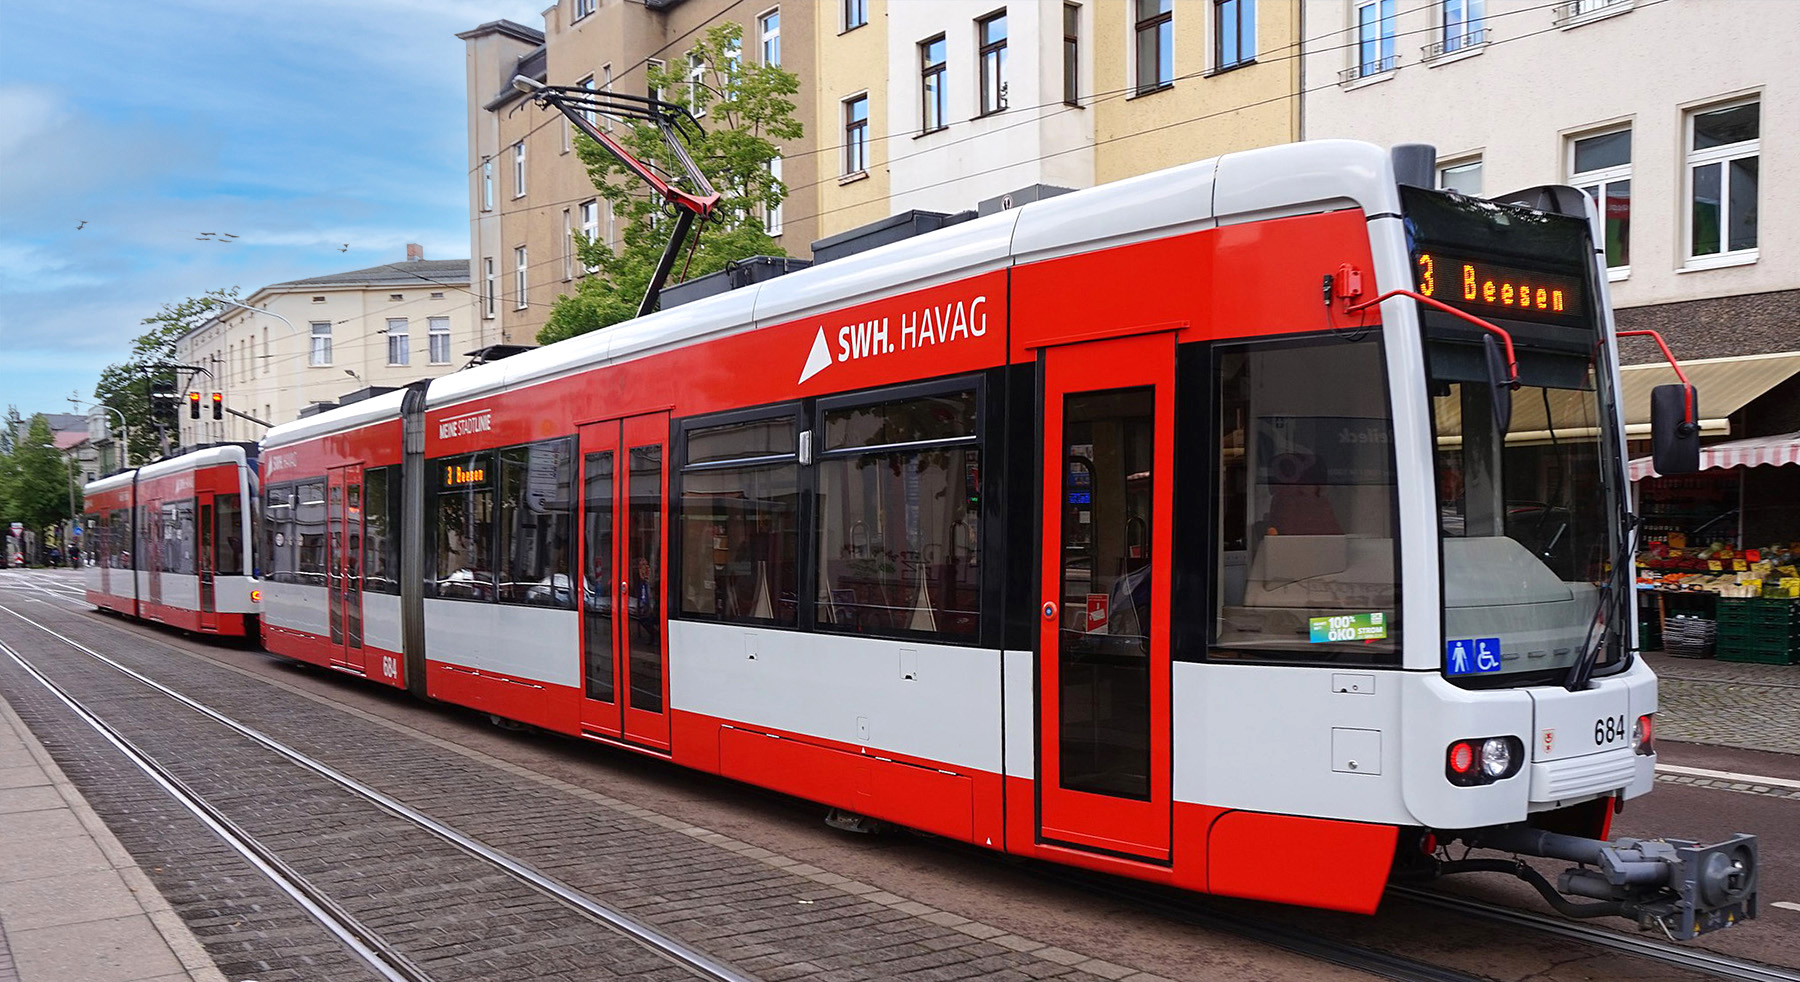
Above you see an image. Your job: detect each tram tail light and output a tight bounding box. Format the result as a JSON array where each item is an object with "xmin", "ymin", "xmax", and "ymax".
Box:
[
  {"xmin": 1446, "ymin": 736, "xmax": 1524, "ymax": 786},
  {"xmin": 250, "ymin": 589, "xmax": 262, "ymax": 604},
  {"xmin": 1633, "ymin": 714, "xmax": 1655, "ymax": 756}
]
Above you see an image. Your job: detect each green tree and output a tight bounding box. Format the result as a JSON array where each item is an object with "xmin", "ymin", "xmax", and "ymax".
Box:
[
  {"xmin": 0, "ymin": 416, "xmax": 76, "ymax": 557},
  {"xmin": 91, "ymin": 286, "xmax": 240, "ymax": 464},
  {"xmin": 539, "ymin": 22, "xmax": 801, "ymax": 344}
]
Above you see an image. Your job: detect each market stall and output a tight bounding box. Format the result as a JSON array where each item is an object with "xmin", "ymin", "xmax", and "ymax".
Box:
[{"xmin": 1632, "ymin": 431, "xmax": 1800, "ymax": 663}]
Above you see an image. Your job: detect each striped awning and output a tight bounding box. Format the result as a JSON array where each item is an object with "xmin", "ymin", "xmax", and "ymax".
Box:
[{"xmin": 1630, "ymin": 432, "xmax": 1800, "ymax": 482}]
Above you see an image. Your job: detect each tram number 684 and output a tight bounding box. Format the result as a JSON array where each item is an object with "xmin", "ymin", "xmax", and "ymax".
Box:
[
  {"xmin": 1594, "ymin": 714, "xmax": 1626, "ymax": 746},
  {"xmin": 381, "ymin": 655, "xmax": 400, "ymax": 680}
]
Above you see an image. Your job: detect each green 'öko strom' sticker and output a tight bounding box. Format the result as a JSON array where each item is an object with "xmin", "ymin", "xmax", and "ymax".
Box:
[{"xmin": 1310, "ymin": 611, "xmax": 1388, "ymax": 643}]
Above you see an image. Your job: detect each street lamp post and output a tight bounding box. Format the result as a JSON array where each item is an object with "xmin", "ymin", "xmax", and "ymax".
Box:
[{"xmin": 91, "ymin": 403, "xmax": 130, "ymax": 471}]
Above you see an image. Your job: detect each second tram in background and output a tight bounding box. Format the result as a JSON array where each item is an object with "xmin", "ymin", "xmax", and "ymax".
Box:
[{"xmin": 85, "ymin": 139, "xmax": 1755, "ymax": 939}]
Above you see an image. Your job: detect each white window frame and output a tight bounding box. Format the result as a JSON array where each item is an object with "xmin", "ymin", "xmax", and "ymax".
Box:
[
  {"xmin": 573, "ymin": 0, "xmax": 597, "ymax": 21},
  {"xmin": 386, "ymin": 318, "xmax": 410, "ymax": 366},
  {"xmin": 512, "ymin": 141, "xmax": 526, "ymax": 197},
  {"xmin": 309, "ymin": 321, "xmax": 332, "ymax": 367},
  {"xmin": 688, "ymin": 54, "xmax": 708, "ymax": 117},
  {"xmin": 1352, "ymin": 0, "xmax": 1397, "ymax": 81},
  {"xmin": 601, "ymin": 65, "xmax": 613, "ymax": 131},
  {"xmin": 1436, "ymin": 156, "xmax": 1482, "ymax": 196},
  {"xmin": 579, "ymin": 199, "xmax": 601, "ymax": 273},
  {"xmin": 483, "ymin": 258, "xmax": 496, "ymax": 319},
  {"xmin": 480, "ymin": 156, "xmax": 494, "ymax": 211},
  {"xmin": 1683, "ymin": 97, "xmax": 1759, "ymax": 270},
  {"xmin": 764, "ymin": 154, "xmax": 784, "ymax": 235},
  {"xmin": 760, "ymin": 8, "xmax": 780, "ymax": 66},
  {"xmin": 514, "ymin": 246, "xmax": 529, "ymax": 309},
  {"xmin": 1568, "ymin": 126, "xmax": 1632, "ymax": 279},
  {"xmin": 573, "ymin": 75, "xmax": 593, "ymax": 148},
  {"xmin": 562, "ymin": 208, "xmax": 574, "ymax": 281},
  {"xmin": 647, "ymin": 58, "xmax": 665, "ymax": 102},
  {"xmin": 428, "ymin": 316, "xmax": 452, "ymax": 365}
]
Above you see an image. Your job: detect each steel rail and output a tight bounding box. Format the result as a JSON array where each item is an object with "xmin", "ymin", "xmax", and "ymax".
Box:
[
  {"xmin": 0, "ymin": 603, "xmax": 756, "ymax": 982},
  {"xmin": 0, "ymin": 636, "xmax": 426, "ymax": 982},
  {"xmin": 1385, "ymin": 885, "xmax": 1797, "ymax": 982}
]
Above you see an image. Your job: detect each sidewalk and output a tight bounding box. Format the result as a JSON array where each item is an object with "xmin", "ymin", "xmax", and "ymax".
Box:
[
  {"xmin": 0, "ymin": 693, "xmax": 225, "ymax": 982},
  {"xmin": 1641, "ymin": 650, "xmax": 1800, "ymax": 756}
]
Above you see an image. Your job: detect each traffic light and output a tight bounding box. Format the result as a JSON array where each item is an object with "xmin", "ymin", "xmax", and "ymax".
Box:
[
  {"xmin": 188, "ymin": 392, "xmax": 201, "ymax": 419},
  {"xmin": 150, "ymin": 378, "xmax": 180, "ymax": 427},
  {"xmin": 211, "ymin": 392, "xmax": 223, "ymax": 420}
]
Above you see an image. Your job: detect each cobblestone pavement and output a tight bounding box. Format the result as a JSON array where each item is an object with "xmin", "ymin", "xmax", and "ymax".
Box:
[{"xmin": 1641, "ymin": 652, "xmax": 1800, "ymax": 755}]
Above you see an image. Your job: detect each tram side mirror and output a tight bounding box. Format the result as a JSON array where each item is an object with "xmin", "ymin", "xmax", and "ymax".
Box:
[
  {"xmin": 1483, "ymin": 334, "xmax": 1513, "ymax": 436},
  {"xmin": 1651, "ymin": 383, "xmax": 1701, "ymax": 475}
]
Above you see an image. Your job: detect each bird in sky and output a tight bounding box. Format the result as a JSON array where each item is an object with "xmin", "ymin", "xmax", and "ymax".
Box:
[
  {"xmin": 222, "ymin": 232, "xmax": 238, "ymax": 239},
  {"xmin": 340, "ymin": 244, "xmax": 349, "ymax": 252},
  {"xmin": 76, "ymin": 220, "xmax": 87, "ymax": 230}
]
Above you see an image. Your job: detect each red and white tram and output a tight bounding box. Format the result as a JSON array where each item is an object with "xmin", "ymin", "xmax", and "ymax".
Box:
[
  {"xmin": 247, "ymin": 139, "xmax": 1748, "ymax": 936},
  {"xmin": 83, "ymin": 445, "xmax": 259, "ymax": 636}
]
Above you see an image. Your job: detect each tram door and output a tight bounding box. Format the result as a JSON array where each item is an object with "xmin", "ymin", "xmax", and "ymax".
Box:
[
  {"xmin": 326, "ymin": 465, "xmax": 365, "ymax": 674},
  {"xmin": 198, "ymin": 494, "xmax": 217, "ymax": 631},
  {"xmin": 1038, "ymin": 333, "xmax": 1175, "ymax": 861},
  {"xmin": 577, "ymin": 413, "xmax": 671, "ymax": 751}
]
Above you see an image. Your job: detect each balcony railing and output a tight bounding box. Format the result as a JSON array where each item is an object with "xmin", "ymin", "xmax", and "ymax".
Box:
[
  {"xmin": 1339, "ymin": 54, "xmax": 1399, "ymax": 85},
  {"xmin": 1553, "ymin": 0, "xmax": 1632, "ymax": 26},
  {"xmin": 1422, "ymin": 27, "xmax": 1490, "ymax": 62}
]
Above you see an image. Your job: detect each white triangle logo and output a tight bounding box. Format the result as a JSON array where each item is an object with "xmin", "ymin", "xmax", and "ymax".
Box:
[{"xmin": 798, "ymin": 327, "xmax": 833, "ymax": 384}]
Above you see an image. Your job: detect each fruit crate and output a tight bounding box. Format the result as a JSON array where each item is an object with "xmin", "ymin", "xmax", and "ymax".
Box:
[
  {"xmin": 1662, "ymin": 616, "xmax": 1716, "ymax": 658},
  {"xmin": 1716, "ymin": 635, "xmax": 1800, "ymax": 665},
  {"xmin": 1716, "ymin": 597, "xmax": 1800, "ymax": 628}
]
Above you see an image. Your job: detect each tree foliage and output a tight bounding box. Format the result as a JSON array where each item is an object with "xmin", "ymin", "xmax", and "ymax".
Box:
[
  {"xmin": 92, "ymin": 286, "xmax": 240, "ymax": 464},
  {"xmin": 0, "ymin": 415, "xmax": 75, "ymax": 541},
  {"xmin": 539, "ymin": 22, "xmax": 801, "ymax": 344}
]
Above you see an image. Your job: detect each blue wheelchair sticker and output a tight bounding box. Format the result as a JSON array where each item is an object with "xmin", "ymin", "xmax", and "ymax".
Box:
[{"xmin": 1446, "ymin": 637, "xmax": 1503, "ymax": 676}]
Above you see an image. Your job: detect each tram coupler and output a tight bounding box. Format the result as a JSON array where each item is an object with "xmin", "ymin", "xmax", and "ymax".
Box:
[{"xmin": 1448, "ymin": 824, "xmax": 1757, "ymax": 939}]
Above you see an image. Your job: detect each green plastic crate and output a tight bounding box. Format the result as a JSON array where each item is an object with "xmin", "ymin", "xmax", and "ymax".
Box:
[{"xmin": 1716, "ymin": 636, "xmax": 1800, "ymax": 665}]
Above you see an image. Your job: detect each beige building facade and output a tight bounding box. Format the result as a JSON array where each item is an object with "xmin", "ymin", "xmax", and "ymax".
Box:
[
  {"xmin": 173, "ymin": 249, "xmax": 474, "ymax": 448},
  {"xmin": 460, "ymin": 0, "xmax": 821, "ymax": 345},
  {"xmin": 810, "ymin": 0, "xmax": 891, "ymax": 239}
]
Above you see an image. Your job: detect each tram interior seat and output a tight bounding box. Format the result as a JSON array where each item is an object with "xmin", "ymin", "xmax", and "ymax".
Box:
[{"xmin": 1222, "ymin": 481, "xmax": 1396, "ymax": 645}]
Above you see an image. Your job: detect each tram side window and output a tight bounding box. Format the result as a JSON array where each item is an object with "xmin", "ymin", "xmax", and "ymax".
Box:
[
  {"xmin": 362, "ymin": 467, "xmax": 399, "ymax": 596},
  {"xmin": 430, "ymin": 452, "xmax": 496, "ymax": 600},
  {"xmin": 497, "ymin": 438, "xmax": 575, "ymax": 608},
  {"xmin": 135, "ymin": 505, "xmax": 151, "ymax": 571},
  {"xmin": 816, "ymin": 385, "xmax": 981, "ymax": 640},
  {"xmin": 1212, "ymin": 336, "xmax": 1402, "ymax": 664},
  {"xmin": 263, "ymin": 485, "xmax": 297, "ymax": 583},
  {"xmin": 156, "ymin": 498, "xmax": 196, "ymax": 575},
  {"xmin": 678, "ymin": 414, "xmax": 800, "ymax": 625},
  {"xmin": 215, "ymin": 493, "xmax": 244, "ymax": 576},
  {"xmin": 295, "ymin": 480, "xmax": 328, "ymax": 586}
]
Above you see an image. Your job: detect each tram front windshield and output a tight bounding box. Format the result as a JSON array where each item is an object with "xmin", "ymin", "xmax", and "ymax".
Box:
[{"xmin": 1404, "ymin": 187, "xmax": 1627, "ymax": 686}]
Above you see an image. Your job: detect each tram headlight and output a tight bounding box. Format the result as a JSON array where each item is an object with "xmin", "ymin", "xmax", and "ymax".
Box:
[
  {"xmin": 1480, "ymin": 737, "xmax": 1513, "ymax": 778},
  {"xmin": 1633, "ymin": 713, "xmax": 1655, "ymax": 755}
]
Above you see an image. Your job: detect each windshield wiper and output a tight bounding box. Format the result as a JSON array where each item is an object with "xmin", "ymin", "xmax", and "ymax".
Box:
[{"xmin": 1565, "ymin": 511, "xmax": 1636, "ymax": 690}]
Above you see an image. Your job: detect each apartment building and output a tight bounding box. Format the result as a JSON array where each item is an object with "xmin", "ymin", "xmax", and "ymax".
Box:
[
  {"xmin": 173, "ymin": 247, "xmax": 474, "ymax": 447},
  {"xmin": 460, "ymin": 0, "xmax": 821, "ymax": 345}
]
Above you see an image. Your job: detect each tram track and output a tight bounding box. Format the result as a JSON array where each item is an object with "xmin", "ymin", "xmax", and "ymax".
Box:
[{"xmin": 0, "ymin": 603, "xmax": 755, "ymax": 982}]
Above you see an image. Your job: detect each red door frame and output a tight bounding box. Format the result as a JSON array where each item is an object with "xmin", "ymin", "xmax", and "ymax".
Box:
[
  {"xmin": 328, "ymin": 464, "xmax": 365, "ymax": 674},
  {"xmin": 198, "ymin": 493, "xmax": 218, "ymax": 631},
  {"xmin": 1037, "ymin": 332, "xmax": 1176, "ymax": 861},
  {"xmin": 577, "ymin": 413, "xmax": 671, "ymax": 751}
]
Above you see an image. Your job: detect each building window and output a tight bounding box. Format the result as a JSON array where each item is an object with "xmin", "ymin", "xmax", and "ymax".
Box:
[
  {"xmin": 600, "ymin": 65, "xmax": 613, "ymax": 131},
  {"xmin": 1570, "ymin": 128, "xmax": 1631, "ymax": 270},
  {"xmin": 483, "ymin": 258, "xmax": 496, "ymax": 318},
  {"xmin": 920, "ymin": 35, "xmax": 948, "ymax": 133},
  {"xmin": 844, "ymin": 0, "xmax": 867, "ymax": 31},
  {"xmin": 579, "ymin": 199, "xmax": 601, "ymax": 271},
  {"xmin": 647, "ymin": 58, "xmax": 665, "ymax": 102},
  {"xmin": 843, "ymin": 94, "xmax": 868, "ymax": 176},
  {"xmin": 429, "ymin": 316, "xmax": 452, "ymax": 364},
  {"xmin": 309, "ymin": 322, "xmax": 332, "ymax": 366},
  {"xmin": 1215, "ymin": 0, "xmax": 1255, "ymax": 69},
  {"xmin": 576, "ymin": 74, "xmax": 596, "ymax": 140},
  {"xmin": 1686, "ymin": 99, "xmax": 1759, "ymax": 265},
  {"xmin": 764, "ymin": 154, "xmax": 784, "ymax": 235},
  {"xmin": 1063, "ymin": 4, "xmax": 1081, "ymax": 105},
  {"xmin": 760, "ymin": 8, "xmax": 780, "ymax": 66},
  {"xmin": 261, "ymin": 328, "xmax": 268, "ymax": 374},
  {"xmin": 687, "ymin": 53, "xmax": 707, "ymax": 117},
  {"xmin": 1440, "ymin": 0, "xmax": 1486, "ymax": 53},
  {"xmin": 573, "ymin": 0, "xmax": 596, "ymax": 20},
  {"xmin": 480, "ymin": 156, "xmax": 494, "ymax": 211},
  {"xmin": 1437, "ymin": 157, "xmax": 1482, "ymax": 195},
  {"xmin": 1135, "ymin": 0, "xmax": 1173, "ymax": 95},
  {"xmin": 387, "ymin": 318, "xmax": 410, "ymax": 366},
  {"xmin": 562, "ymin": 208, "xmax": 575, "ymax": 281},
  {"xmin": 1355, "ymin": 0, "xmax": 1397, "ymax": 78},
  {"xmin": 514, "ymin": 246, "xmax": 529, "ymax": 309},
  {"xmin": 978, "ymin": 11, "xmax": 1008, "ymax": 115},
  {"xmin": 512, "ymin": 141, "xmax": 526, "ymax": 197}
]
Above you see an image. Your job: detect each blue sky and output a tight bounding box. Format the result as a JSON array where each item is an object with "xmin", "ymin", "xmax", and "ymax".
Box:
[{"xmin": 0, "ymin": 0, "xmax": 541, "ymax": 420}]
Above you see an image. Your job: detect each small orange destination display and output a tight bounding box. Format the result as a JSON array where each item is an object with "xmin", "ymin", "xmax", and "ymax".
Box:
[
  {"xmin": 1415, "ymin": 252, "xmax": 1584, "ymax": 325},
  {"xmin": 443, "ymin": 462, "xmax": 487, "ymax": 487}
]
